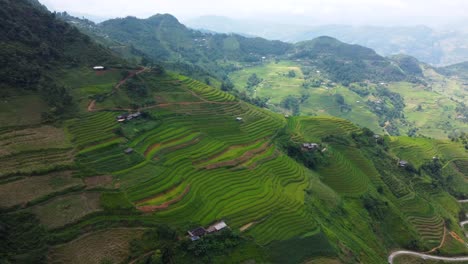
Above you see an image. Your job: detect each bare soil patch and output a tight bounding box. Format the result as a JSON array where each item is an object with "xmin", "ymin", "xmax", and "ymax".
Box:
[{"xmin": 84, "ymin": 175, "xmax": 114, "ymax": 189}]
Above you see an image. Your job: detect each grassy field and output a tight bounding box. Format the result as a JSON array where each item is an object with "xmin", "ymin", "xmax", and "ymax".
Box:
[
  {"xmin": 229, "ymin": 61, "xmax": 305, "ymax": 104},
  {"xmin": 30, "ymin": 192, "xmax": 102, "ymax": 229},
  {"xmin": 0, "ymin": 171, "xmax": 83, "ymax": 208},
  {"xmin": 0, "ymin": 125, "xmax": 71, "ymax": 157},
  {"xmin": 387, "ymin": 82, "xmax": 468, "ymax": 139},
  {"xmin": 0, "ymin": 93, "xmax": 47, "ymax": 127},
  {"xmin": 229, "ymin": 60, "xmax": 382, "ymax": 132},
  {"xmin": 48, "ymin": 228, "xmax": 145, "ymax": 264}
]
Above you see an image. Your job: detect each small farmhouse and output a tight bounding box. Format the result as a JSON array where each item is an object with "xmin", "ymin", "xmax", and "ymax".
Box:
[
  {"xmin": 124, "ymin": 148, "xmax": 134, "ymax": 154},
  {"xmin": 187, "ymin": 220, "xmax": 229, "ymax": 241},
  {"xmin": 116, "ymin": 115, "xmax": 126, "ymax": 122},
  {"xmin": 116, "ymin": 112, "xmax": 142, "ymax": 122},
  {"xmin": 302, "ymin": 143, "xmax": 319, "ymax": 151},
  {"xmin": 93, "ymin": 66, "xmax": 105, "ymax": 71},
  {"xmin": 399, "ymin": 160, "xmax": 408, "ymax": 167},
  {"xmin": 206, "ymin": 220, "xmax": 228, "ymax": 233},
  {"xmin": 188, "ymin": 227, "xmax": 206, "ymax": 241},
  {"xmin": 236, "ymin": 117, "xmax": 243, "ymax": 121}
]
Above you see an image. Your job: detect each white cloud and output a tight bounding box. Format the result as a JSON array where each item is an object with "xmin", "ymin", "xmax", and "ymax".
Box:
[{"xmin": 39, "ymin": 0, "xmax": 468, "ymax": 26}]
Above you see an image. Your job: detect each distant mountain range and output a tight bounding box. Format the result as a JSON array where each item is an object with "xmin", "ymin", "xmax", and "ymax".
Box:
[
  {"xmin": 185, "ymin": 15, "xmax": 468, "ymax": 66},
  {"xmin": 58, "ymin": 13, "xmax": 424, "ymax": 84}
]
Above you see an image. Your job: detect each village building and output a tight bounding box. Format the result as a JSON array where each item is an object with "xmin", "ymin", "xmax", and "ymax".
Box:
[
  {"xmin": 236, "ymin": 117, "xmax": 243, "ymax": 121},
  {"xmin": 187, "ymin": 221, "xmax": 229, "ymax": 241},
  {"xmin": 399, "ymin": 160, "xmax": 409, "ymax": 167},
  {"xmin": 124, "ymin": 148, "xmax": 134, "ymax": 155},
  {"xmin": 188, "ymin": 227, "xmax": 207, "ymax": 241},
  {"xmin": 93, "ymin": 66, "xmax": 105, "ymax": 71},
  {"xmin": 206, "ymin": 220, "xmax": 228, "ymax": 233},
  {"xmin": 116, "ymin": 112, "xmax": 142, "ymax": 122},
  {"xmin": 116, "ymin": 115, "xmax": 127, "ymax": 122},
  {"xmin": 302, "ymin": 143, "xmax": 319, "ymax": 151}
]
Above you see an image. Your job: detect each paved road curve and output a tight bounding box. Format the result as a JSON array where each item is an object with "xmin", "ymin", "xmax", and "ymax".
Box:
[
  {"xmin": 388, "ymin": 251, "xmax": 468, "ymax": 263},
  {"xmin": 388, "ymin": 200, "xmax": 468, "ymax": 263}
]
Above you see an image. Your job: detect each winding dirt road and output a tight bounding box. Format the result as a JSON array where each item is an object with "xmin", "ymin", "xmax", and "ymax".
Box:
[
  {"xmin": 388, "ymin": 200, "xmax": 468, "ymax": 263},
  {"xmin": 87, "ymin": 67, "xmax": 149, "ymax": 112}
]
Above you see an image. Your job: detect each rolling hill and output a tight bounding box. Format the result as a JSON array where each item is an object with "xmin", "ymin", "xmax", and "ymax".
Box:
[
  {"xmin": 186, "ymin": 16, "xmax": 468, "ymax": 66},
  {"xmin": 59, "ymin": 13, "xmax": 429, "ymax": 85}
]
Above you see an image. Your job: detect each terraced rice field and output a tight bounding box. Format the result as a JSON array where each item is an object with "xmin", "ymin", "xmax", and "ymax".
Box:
[
  {"xmin": 0, "ymin": 171, "xmax": 83, "ymax": 208},
  {"xmin": 293, "ymin": 116, "xmax": 360, "ymax": 141},
  {"xmin": 390, "ymin": 137, "xmax": 468, "ymax": 168},
  {"xmin": 75, "ymin": 74, "xmax": 317, "ymax": 245},
  {"xmin": 399, "ymin": 195, "xmax": 445, "ymax": 248},
  {"xmin": 30, "ymin": 192, "xmax": 102, "ymax": 229},
  {"xmin": 318, "ymin": 146, "xmax": 370, "ymax": 197},
  {"xmin": 48, "ymin": 228, "xmax": 145, "ymax": 264},
  {"xmin": 66, "ymin": 112, "xmax": 119, "ymax": 149}
]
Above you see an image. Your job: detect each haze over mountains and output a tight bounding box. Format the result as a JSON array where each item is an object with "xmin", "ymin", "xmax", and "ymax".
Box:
[{"xmin": 186, "ymin": 15, "xmax": 468, "ymax": 66}]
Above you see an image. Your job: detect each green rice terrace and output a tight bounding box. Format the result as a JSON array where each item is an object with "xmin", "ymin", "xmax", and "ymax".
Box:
[{"xmin": 2, "ymin": 67, "xmax": 468, "ymax": 264}]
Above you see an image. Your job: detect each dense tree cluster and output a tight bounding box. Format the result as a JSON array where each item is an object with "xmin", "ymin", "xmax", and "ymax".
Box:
[{"xmin": 0, "ymin": 0, "xmax": 122, "ymax": 119}]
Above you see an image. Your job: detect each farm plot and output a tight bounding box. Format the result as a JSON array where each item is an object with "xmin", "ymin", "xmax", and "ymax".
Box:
[
  {"xmin": 66, "ymin": 112, "xmax": 118, "ymax": 148},
  {"xmin": 0, "ymin": 125, "xmax": 70, "ymax": 157},
  {"xmin": 77, "ymin": 142, "xmax": 144, "ymax": 174},
  {"xmin": 68, "ymin": 73, "xmax": 318, "ymax": 245},
  {"xmin": 84, "ymin": 175, "xmax": 114, "ymax": 189},
  {"xmin": 399, "ymin": 195, "xmax": 445, "ymax": 248},
  {"xmin": 48, "ymin": 228, "xmax": 145, "ymax": 264},
  {"xmin": 0, "ymin": 93, "xmax": 48, "ymax": 127},
  {"xmin": 318, "ymin": 146, "xmax": 370, "ymax": 197},
  {"xmin": 30, "ymin": 192, "xmax": 102, "ymax": 229},
  {"xmin": 295, "ymin": 116, "xmax": 360, "ymax": 141},
  {"xmin": 0, "ymin": 148, "xmax": 74, "ymax": 178},
  {"xmin": 0, "ymin": 171, "xmax": 83, "ymax": 208}
]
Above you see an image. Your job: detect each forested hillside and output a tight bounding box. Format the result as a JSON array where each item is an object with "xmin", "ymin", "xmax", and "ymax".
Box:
[
  {"xmin": 59, "ymin": 14, "xmax": 426, "ymax": 85},
  {"xmin": 0, "ymin": 0, "xmax": 125, "ymax": 120}
]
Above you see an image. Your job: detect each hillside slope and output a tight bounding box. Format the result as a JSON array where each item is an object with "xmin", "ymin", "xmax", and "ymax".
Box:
[
  {"xmin": 60, "ymin": 14, "xmax": 425, "ymax": 85},
  {"xmin": 2, "ymin": 1, "xmax": 468, "ymax": 264}
]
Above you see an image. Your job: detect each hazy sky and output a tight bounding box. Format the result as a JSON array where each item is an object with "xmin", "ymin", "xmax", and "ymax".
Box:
[{"xmin": 40, "ymin": 0, "xmax": 468, "ymax": 26}]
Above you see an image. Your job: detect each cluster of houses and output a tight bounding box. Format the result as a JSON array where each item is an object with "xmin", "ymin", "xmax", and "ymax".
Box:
[
  {"xmin": 116, "ymin": 112, "xmax": 142, "ymax": 122},
  {"xmin": 187, "ymin": 220, "xmax": 228, "ymax": 241}
]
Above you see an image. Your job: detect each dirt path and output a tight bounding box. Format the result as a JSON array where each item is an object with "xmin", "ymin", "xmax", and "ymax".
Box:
[
  {"xmin": 388, "ymin": 200, "xmax": 468, "ymax": 264},
  {"xmin": 240, "ymin": 222, "xmax": 256, "ymax": 232},
  {"xmin": 425, "ymin": 226, "xmax": 447, "ymax": 254},
  {"xmin": 87, "ymin": 67, "xmax": 238, "ymax": 112},
  {"xmin": 87, "ymin": 67, "xmax": 148, "ymax": 112}
]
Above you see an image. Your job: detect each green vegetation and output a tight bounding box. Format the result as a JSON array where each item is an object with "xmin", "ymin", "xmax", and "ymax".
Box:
[{"xmin": 2, "ymin": 1, "xmax": 468, "ymax": 263}]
